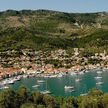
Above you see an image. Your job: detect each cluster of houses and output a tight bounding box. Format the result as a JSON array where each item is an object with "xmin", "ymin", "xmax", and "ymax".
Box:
[
  {"xmin": 0, "ymin": 48, "xmax": 108, "ymax": 79},
  {"xmin": 0, "ymin": 65, "xmax": 23, "ymax": 80}
]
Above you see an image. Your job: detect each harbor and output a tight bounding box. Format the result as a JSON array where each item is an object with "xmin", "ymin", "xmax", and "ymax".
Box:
[{"xmin": 0, "ymin": 69, "xmax": 108, "ymax": 97}]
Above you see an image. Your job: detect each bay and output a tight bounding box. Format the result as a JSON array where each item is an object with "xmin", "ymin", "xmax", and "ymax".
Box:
[{"xmin": 1, "ymin": 69, "xmax": 108, "ymax": 97}]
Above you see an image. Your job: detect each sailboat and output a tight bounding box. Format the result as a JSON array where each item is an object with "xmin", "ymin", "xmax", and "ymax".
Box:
[
  {"xmin": 94, "ymin": 76, "xmax": 102, "ymax": 79},
  {"xmin": 75, "ymin": 74, "xmax": 81, "ymax": 82},
  {"xmin": 96, "ymin": 82, "xmax": 104, "ymax": 85},
  {"xmin": 32, "ymin": 85, "xmax": 40, "ymax": 88},
  {"xmin": 37, "ymin": 80, "xmax": 45, "ymax": 83},
  {"xmin": 97, "ymin": 71, "xmax": 102, "ymax": 74},
  {"xmin": 80, "ymin": 84, "xmax": 88, "ymax": 96},
  {"xmin": 64, "ymin": 76, "xmax": 75, "ymax": 91},
  {"xmin": 41, "ymin": 79, "xmax": 51, "ymax": 94}
]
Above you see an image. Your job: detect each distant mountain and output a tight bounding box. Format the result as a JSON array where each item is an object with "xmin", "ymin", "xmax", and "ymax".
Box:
[{"xmin": 0, "ymin": 10, "xmax": 108, "ymax": 53}]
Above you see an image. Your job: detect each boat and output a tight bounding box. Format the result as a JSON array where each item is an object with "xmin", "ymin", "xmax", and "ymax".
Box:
[
  {"xmin": 85, "ymin": 70, "xmax": 89, "ymax": 73},
  {"xmin": 71, "ymin": 72, "xmax": 77, "ymax": 76},
  {"xmin": 96, "ymin": 82, "xmax": 104, "ymax": 85},
  {"xmin": 69, "ymin": 89, "xmax": 76, "ymax": 92},
  {"xmin": 32, "ymin": 85, "xmax": 40, "ymax": 88},
  {"xmin": 79, "ymin": 71, "xmax": 84, "ymax": 75},
  {"xmin": 23, "ymin": 75, "xmax": 29, "ymax": 78},
  {"xmin": 14, "ymin": 76, "xmax": 21, "ymax": 81},
  {"xmin": 57, "ymin": 73, "xmax": 63, "ymax": 77},
  {"xmin": 37, "ymin": 80, "xmax": 45, "ymax": 83},
  {"xmin": 64, "ymin": 86, "xmax": 74, "ymax": 89},
  {"xmin": 41, "ymin": 90, "xmax": 51, "ymax": 94},
  {"xmin": 0, "ymin": 86, "xmax": 9, "ymax": 90},
  {"xmin": 97, "ymin": 71, "xmax": 102, "ymax": 74},
  {"xmin": 80, "ymin": 93, "xmax": 88, "ymax": 96},
  {"xmin": 94, "ymin": 76, "xmax": 102, "ymax": 79},
  {"xmin": 8, "ymin": 80, "xmax": 14, "ymax": 84},
  {"xmin": 2, "ymin": 80, "xmax": 9, "ymax": 85},
  {"xmin": 75, "ymin": 78, "xmax": 81, "ymax": 82}
]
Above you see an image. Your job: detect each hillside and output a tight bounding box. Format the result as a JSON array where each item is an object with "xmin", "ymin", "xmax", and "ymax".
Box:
[{"xmin": 0, "ymin": 10, "xmax": 108, "ymax": 53}]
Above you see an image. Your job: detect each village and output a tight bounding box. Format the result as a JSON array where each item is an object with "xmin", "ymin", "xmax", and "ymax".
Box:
[{"xmin": 0, "ymin": 48, "xmax": 108, "ymax": 81}]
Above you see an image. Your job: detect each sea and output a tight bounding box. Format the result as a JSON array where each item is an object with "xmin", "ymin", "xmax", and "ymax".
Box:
[{"xmin": 1, "ymin": 69, "xmax": 108, "ymax": 97}]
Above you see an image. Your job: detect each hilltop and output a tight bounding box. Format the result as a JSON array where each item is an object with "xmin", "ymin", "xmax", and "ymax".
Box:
[{"xmin": 0, "ymin": 9, "xmax": 108, "ymax": 53}]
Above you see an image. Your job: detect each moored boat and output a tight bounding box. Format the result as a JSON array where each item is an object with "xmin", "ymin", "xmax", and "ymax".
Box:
[
  {"xmin": 32, "ymin": 85, "xmax": 40, "ymax": 88},
  {"xmin": 94, "ymin": 76, "xmax": 102, "ymax": 79},
  {"xmin": 41, "ymin": 90, "xmax": 51, "ymax": 94},
  {"xmin": 64, "ymin": 86, "xmax": 74, "ymax": 89},
  {"xmin": 37, "ymin": 80, "xmax": 45, "ymax": 83},
  {"xmin": 96, "ymin": 82, "xmax": 104, "ymax": 85}
]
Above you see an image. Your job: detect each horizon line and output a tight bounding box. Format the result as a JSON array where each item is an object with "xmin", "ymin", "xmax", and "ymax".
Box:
[{"xmin": 0, "ymin": 9, "xmax": 108, "ymax": 14}]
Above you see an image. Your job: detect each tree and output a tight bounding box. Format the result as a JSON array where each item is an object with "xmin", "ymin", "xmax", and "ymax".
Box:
[
  {"xmin": 61, "ymin": 102, "xmax": 75, "ymax": 108},
  {"xmin": 15, "ymin": 85, "xmax": 30, "ymax": 107},
  {"xmin": 20, "ymin": 103, "xmax": 36, "ymax": 108},
  {"xmin": 88, "ymin": 88, "xmax": 103, "ymax": 96},
  {"xmin": 43, "ymin": 95, "xmax": 56, "ymax": 108},
  {"xmin": 29, "ymin": 91, "xmax": 44, "ymax": 104},
  {"xmin": 102, "ymin": 93, "xmax": 108, "ymax": 108},
  {"xmin": 0, "ymin": 88, "xmax": 16, "ymax": 108}
]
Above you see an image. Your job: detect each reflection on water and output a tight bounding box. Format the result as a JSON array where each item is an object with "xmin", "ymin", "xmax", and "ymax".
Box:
[{"xmin": 0, "ymin": 69, "xmax": 108, "ymax": 97}]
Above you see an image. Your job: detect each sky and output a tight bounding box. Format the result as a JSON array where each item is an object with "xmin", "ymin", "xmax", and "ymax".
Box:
[{"xmin": 0, "ymin": 0, "xmax": 108, "ymax": 13}]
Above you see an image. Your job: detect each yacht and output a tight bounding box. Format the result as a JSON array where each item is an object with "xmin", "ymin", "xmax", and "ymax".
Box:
[
  {"xmin": 71, "ymin": 72, "xmax": 77, "ymax": 76},
  {"xmin": 37, "ymin": 80, "xmax": 45, "ymax": 83},
  {"xmin": 79, "ymin": 71, "xmax": 84, "ymax": 75},
  {"xmin": 8, "ymin": 80, "xmax": 14, "ymax": 84},
  {"xmin": 94, "ymin": 76, "xmax": 102, "ymax": 79},
  {"xmin": 0, "ymin": 86, "xmax": 9, "ymax": 90},
  {"xmin": 75, "ymin": 78, "xmax": 81, "ymax": 82},
  {"xmin": 64, "ymin": 86, "xmax": 74, "ymax": 89},
  {"xmin": 80, "ymin": 93, "xmax": 88, "ymax": 96},
  {"xmin": 96, "ymin": 82, "xmax": 104, "ymax": 85},
  {"xmin": 57, "ymin": 73, "xmax": 63, "ymax": 77},
  {"xmin": 14, "ymin": 77, "xmax": 21, "ymax": 81},
  {"xmin": 2, "ymin": 80, "xmax": 8, "ymax": 85},
  {"xmin": 97, "ymin": 71, "xmax": 102, "ymax": 74},
  {"xmin": 69, "ymin": 89, "xmax": 76, "ymax": 92},
  {"xmin": 32, "ymin": 85, "xmax": 40, "ymax": 88},
  {"xmin": 41, "ymin": 90, "xmax": 51, "ymax": 94},
  {"xmin": 23, "ymin": 75, "xmax": 29, "ymax": 78}
]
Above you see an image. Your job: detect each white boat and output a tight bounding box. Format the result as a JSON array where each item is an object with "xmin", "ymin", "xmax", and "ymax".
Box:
[
  {"xmin": 2, "ymin": 80, "xmax": 8, "ymax": 85},
  {"xmin": 32, "ymin": 85, "xmax": 40, "ymax": 88},
  {"xmin": 23, "ymin": 75, "xmax": 29, "ymax": 78},
  {"xmin": 64, "ymin": 86, "xmax": 74, "ymax": 89},
  {"xmin": 71, "ymin": 72, "xmax": 77, "ymax": 76},
  {"xmin": 41, "ymin": 90, "xmax": 51, "ymax": 94},
  {"xmin": 69, "ymin": 89, "xmax": 76, "ymax": 92},
  {"xmin": 94, "ymin": 76, "xmax": 102, "ymax": 79},
  {"xmin": 96, "ymin": 82, "xmax": 104, "ymax": 85},
  {"xmin": 85, "ymin": 69, "xmax": 89, "ymax": 73},
  {"xmin": 14, "ymin": 77, "xmax": 21, "ymax": 81},
  {"xmin": 57, "ymin": 73, "xmax": 63, "ymax": 77},
  {"xmin": 75, "ymin": 78, "xmax": 81, "ymax": 82},
  {"xmin": 80, "ymin": 93, "xmax": 88, "ymax": 96},
  {"xmin": 0, "ymin": 86, "xmax": 9, "ymax": 90},
  {"xmin": 37, "ymin": 80, "xmax": 45, "ymax": 83},
  {"xmin": 97, "ymin": 71, "xmax": 102, "ymax": 74},
  {"xmin": 8, "ymin": 80, "xmax": 14, "ymax": 84},
  {"xmin": 79, "ymin": 71, "xmax": 84, "ymax": 75}
]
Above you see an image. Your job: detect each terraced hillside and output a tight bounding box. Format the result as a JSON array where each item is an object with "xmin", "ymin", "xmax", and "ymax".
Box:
[{"xmin": 0, "ymin": 10, "xmax": 108, "ymax": 53}]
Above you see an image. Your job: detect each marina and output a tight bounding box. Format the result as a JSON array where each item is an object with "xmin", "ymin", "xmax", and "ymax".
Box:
[{"xmin": 0, "ymin": 69, "xmax": 108, "ymax": 97}]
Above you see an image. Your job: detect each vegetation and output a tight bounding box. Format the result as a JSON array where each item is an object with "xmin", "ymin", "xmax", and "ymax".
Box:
[
  {"xmin": 0, "ymin": 10, "xmax": 108, "ymax": 54},
  {"xmin": 0, "ymin": 86, "xmax": 108, "ymax": 108}
]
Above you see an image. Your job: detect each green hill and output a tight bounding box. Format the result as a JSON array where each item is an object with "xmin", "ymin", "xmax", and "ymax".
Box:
[{"xmin": 0, "ymin": 10, "xmax": 108, "ymax": 53}]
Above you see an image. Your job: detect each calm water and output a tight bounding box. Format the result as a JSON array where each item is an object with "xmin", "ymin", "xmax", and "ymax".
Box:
[{"xmin": 2, "ymin": 69, "xmax": 108, "ymax": 97}]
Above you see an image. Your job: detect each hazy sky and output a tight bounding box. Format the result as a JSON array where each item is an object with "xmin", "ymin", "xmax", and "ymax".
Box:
[{"xmin": 0, "ymin": 0, "xmax": 108, "ymax": 13}]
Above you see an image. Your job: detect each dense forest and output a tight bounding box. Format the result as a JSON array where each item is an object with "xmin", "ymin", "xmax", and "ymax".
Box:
[
  {"xmin": 0, "ymin": 10, "xmax": 108, "ymax": 54},
  {"xmin": 0, "ymin": 86, "xmax": 108, "ymax": 108}
]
